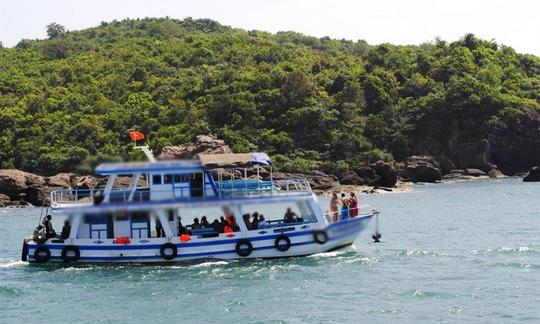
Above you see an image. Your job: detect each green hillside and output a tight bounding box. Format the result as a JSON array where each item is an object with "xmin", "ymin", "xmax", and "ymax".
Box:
[{"xmin": 0, "ymin": 17, "xmax": 538, "ymax": 175}]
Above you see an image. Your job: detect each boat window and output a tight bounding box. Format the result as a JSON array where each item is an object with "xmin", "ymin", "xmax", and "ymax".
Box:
[
  {"xmin": 239, "ymin": 202, "xmax": 315, "ymax": 230},
  {"xmin": 164, "ymin": 174, "xmax": 173, "ymax": 184},
  {"xmin": 152, "ymin": 174, "xmax": 162, "ymax": 185},
  {"xmin": 177, "ymin": 205, "xmax": 238, "ymax": 237},
  {"xmin": 174, "ymin": 174, "xmax": 189, "ymax": 183}
]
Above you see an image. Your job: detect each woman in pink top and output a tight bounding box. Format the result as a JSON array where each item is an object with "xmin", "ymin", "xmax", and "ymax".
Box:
[{"xmin": 349, "ymin": 192, "xmax": 358, "ymax": 217}]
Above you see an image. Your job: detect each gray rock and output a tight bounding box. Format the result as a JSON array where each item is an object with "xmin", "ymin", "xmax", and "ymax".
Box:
[
  {"xmin": 488, "ymin": 168, "xmax": 505, "ymax": 178},
  {"xmin": 464, "ymin": 168, "xmax": 487, "ymax": 177},
  {"xmin": 354, "ymin": 167, "xmax": 380, "ymax": 186},
  {"xmin": 159, "ymin": 135, "xmax": 233, "ymax": 160},
  {"xmin": 400, "ymin": 156, "xmax": 442, "ymax": 183},
  {"xmin": 369, "ymin": 160, "xmax": 397, "ymax": 187},
  {"xmin": 339, "ymin": 170, "xmax": 364, "ymax": 185}
]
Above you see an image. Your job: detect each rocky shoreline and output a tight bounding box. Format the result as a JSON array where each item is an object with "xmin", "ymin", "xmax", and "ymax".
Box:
[{"xmin": 1, "ymin": 135, "xmax": 538, "ymax": 208}]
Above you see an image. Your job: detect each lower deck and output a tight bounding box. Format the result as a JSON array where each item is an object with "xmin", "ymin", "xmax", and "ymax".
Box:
[{"xmin": 25, "ymin": 214, "xmax": 373, "ymax": 263}]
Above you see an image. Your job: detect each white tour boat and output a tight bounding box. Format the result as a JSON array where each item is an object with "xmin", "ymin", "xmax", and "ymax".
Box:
[{"xmin": 22, "ymin": 144, "xmax": 379, "ymax": 264}]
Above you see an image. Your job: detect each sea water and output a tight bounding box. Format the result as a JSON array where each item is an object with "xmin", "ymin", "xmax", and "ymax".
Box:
[{"xmin": 1, "ymin": 178, "xmax": 539, "ymax": 323}]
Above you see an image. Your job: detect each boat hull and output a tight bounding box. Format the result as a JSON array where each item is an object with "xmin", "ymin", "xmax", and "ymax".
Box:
[{"xmin": 25, "ymin": 214, "xmax": 373, "ymax": 264}]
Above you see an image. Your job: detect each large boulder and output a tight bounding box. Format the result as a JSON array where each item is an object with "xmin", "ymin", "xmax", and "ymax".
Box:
[
  {"xmin": 400, "ymin": 156, "xmax": 442, "ymax": 183},
  {"xmin": 355, "ymin": 167, "xmax": 380, "ymax": 186},
  {"xmin": 339, "ymin": 170, "xmax": 364, "ymax": 185},
  {"xmin": 523, "ymin": 166, "xmax": 540, "ymax": 182},
  {"xmin": 369, "ymin": 160, "xmax": 397, "ymax": 187},
  {"xmin": 159, "ymin": 135, "xmax": 233, "ymax": 160},
  {"xmin": 0, "ymin": 169, "xmax": 46, "ymax": 205}
]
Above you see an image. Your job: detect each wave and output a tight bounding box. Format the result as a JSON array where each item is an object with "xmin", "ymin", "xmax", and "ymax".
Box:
[{"xmin": 468, "ymin": 245, "xmax": 537, "ymax": 255}]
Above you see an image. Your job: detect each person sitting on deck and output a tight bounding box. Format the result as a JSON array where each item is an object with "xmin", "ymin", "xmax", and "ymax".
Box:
[
  {"xmin": 216, "ymin": 216, "xmax": 226, "ymax": 233},
  {"xmin": 225, "ymin": 215, "xmax": 240, "ymax": 232},
  {"xmin": 33, "ymin": 225, "xmax": 45, "ymax": 243},
  {"xmin": 191, "ymin": 218, "xmax": 201, "ymax": 229},
  {"xmin": 42, "ymin": 215, "xmax": 57, "ymax": 239},
  {"xmin": 251, "ymin": 212, "xmax": 259, "ymax": 230},
  {"xmin": 200, "ymin": 216, "xmax": 210, "ymax": 228},
  {"xmin": 243, "ymin": 214, "xmax": 252, "ymax": 230},
  {"xmin": 258, "ymin": 215, "xmax": 268, "ymax": 228},
  {"xmin": 283, "ymin": 208, "xmax": 298, "ymax": 223},
  {"xmin": 211, "ymin": 219, "xmax": 220, "ymax": 232},
  {"xmin": 60, "ymin": 220, "xmax": 71, "ymax": 240}
]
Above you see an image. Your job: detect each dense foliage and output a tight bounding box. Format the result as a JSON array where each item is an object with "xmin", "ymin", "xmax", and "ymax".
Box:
[{"xmin": 0, "ymin": 18, "xmax": 539, "ymax": 175}]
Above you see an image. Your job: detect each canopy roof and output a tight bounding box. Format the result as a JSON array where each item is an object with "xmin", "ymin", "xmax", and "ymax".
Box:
[
  {"xmin": 95, "ymin": 160, "xmax": 202, "ymax": 175},
  {"xmin": 199, "ymin": 153, "xmax": 271, "ymax": 169}
]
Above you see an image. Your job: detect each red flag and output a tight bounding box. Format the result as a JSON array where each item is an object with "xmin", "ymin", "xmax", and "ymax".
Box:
[{"xmin": 129, "ymin": 131, "xmax": 145, "ymax": 142}]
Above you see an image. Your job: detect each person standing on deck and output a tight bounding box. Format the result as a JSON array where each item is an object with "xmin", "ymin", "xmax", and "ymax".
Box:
[
  {"xmin": 349, "ymin": 192, "xmax": 358, "ymax": 217},
  {"xmin": 330, "ymin": 193, "xmax": 340, "ymax": 222},
  {"xmin": 339, "ymin": 193, "xmax": 350, "ymax": 221}
]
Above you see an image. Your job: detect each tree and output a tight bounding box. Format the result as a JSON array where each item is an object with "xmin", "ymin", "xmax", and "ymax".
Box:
[{"xmin": 46, "ymin": 23, "xmax": 66, "ymax": 39}]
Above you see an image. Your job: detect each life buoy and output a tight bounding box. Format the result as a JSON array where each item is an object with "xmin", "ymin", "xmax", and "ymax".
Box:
[
  {"xmin": 61, "ymin": 245, "xmax": 80, "ymax": 262},
  {"xmin": 21, "ymin": 240, "xmax": 29, "ymax": 262},
  {"xmin": 33, "ymin": 245, "xmax": 51, "ymax": 263},
  {"xmin": 160, "ymin": 243, "xmax": 178, "ymax": 260},
  {"xmin": 274, "ymin": 235, "xmax": 291, "ymax": 252},
  {"xmin": 313, "ymin": 230, "xmax": 328, "ymax": 244},
  {"xmin": 235, "ymin": 239, "xmax": 253, "ymax": 257}
]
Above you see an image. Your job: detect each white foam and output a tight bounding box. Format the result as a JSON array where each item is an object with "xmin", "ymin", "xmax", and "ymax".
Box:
[{"xmin": 0, "ymin": 260, "xmax": 26, "ymax": 268}]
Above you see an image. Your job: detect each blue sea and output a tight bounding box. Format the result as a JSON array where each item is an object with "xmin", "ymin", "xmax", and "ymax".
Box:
[{"xmin": 1, "ymin": 178, "xmax": 539, "ymax": 323}]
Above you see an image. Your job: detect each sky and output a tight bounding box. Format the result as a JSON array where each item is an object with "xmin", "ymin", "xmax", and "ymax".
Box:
[{"xmin": 0, "ymin": 0, "xmax": 539, "ymax": 55}]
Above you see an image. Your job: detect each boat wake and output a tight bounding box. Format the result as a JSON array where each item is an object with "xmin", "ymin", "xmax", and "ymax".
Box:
[{"xmin": 0, "ymin": 260, "xmax": 26, "ymax": 268}]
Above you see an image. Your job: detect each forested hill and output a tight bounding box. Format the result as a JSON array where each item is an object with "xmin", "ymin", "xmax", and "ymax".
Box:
[{"xmin": 0, "ymin": 18, "xmax": 539, "ymax": 176}]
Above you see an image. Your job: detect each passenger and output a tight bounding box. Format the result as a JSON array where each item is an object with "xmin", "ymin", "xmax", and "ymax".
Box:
[
  {"xmin": 60, "ymin": 220, "xmax": 71, "ymax": 240},
  {"xmin": 218, "ymin": 216, "xmax": 227, "ymax": 233},
  {"xmin": 191, "ymin": 218, "xmax": 201, "ymax": 229},
  {"xmin": 42, "ymin": 215, "xmax": 56, "ymax": 239},
  {"xmin": 283, "ymin": 208, "xmax": 298, "ymax": 223},
  {"xmin": 211, "ymin": 219, "xmax": 220, "ymax": 232},
  {"xmin": 33, "ymin": 225, "xmax": 44, "ymax": 242},
  {"xmin": 330, "ymin": 193, "xmax": 340, "ymax": 223},
  {"xmin": 243, "ymin": 214, "xmax": 252, "ymax": 230},
  {"xmin": 251, "ymin": 212, "xmax": 259, "ymax": 230},
  {"xmin": 258, "ymin": 215, "xmax": 268, "ymax": 228},
  {"xmin": 230, "ymin": 216, "xmax": 240, "ymax": 232},
  {"xmin": 155, "ymin": 219, "xmax": 163, "ymax": 238},
  {"xmin": 339, "ymin": 193, "xmax": 350, "ymax": 221},
  {"xmin": 178, "ymin": 217, "xmax": 187, "ymax": 235},
  {"xmin": 201, "ymin": 216, "xmax": 210, "ymax": 228},
  {"xmin": 349, "ymin": 192, "xmax": 358, "ymax": 217}
]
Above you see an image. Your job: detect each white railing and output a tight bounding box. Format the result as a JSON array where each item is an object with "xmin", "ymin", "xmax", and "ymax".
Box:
[{"xmin": 51, "ymin": 178, "xmax": 314, "ymax": 205}]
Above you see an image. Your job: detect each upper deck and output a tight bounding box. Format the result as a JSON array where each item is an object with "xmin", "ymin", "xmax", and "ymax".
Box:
[{"xmin": 50, "ymin": 153, "xmax": 312, "ymax": 207}]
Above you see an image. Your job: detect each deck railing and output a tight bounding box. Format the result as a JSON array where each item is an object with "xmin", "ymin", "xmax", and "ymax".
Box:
[{"xmin": 50, "ymin": 178, "xmax": 313, "ymax": 205}]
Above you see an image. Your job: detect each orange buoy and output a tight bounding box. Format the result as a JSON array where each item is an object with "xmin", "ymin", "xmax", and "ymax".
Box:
[
  {"xmin": 115, "ymin": 237, "xmax": 131, "ymax": 244},
  {"xmin": 179, "ymin": 234, "xmax": 191, "ymax": 242}
]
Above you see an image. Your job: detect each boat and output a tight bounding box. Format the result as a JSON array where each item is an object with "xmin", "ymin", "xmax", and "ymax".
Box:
[{"xmin": 21, "ymin": 140, "xmax": 379, "ymax": 264}]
